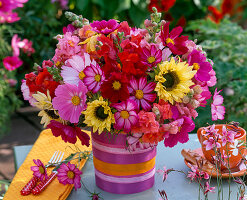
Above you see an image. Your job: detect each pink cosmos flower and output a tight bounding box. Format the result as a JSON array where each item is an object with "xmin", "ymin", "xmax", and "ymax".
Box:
[
  {"xmin": 31, "ymin": 159, "xmax": 48, "ymax": 181},
  {"xmin": 52, "ymin": 32, "xmax": 81, "ymax": 65},
  {"xmin": 61, "ymin": 54, "xmax": 93, "ymax": 86},
  {"xmin": 52, "ymin": 81, "xmax": 88, "ymax": 123},
  {"xmin": 0, "ymin": 11, "xmax": 20, "ymax": 23},
  {"xmin": 47, "ymin": 120, "xmax": 90, "ymax": 146},
  {"xmin": 11, "ymin": 34, "xmax": 35, "ymax": 56},
  {"xmin": 163, "ymin": 116, "xmax": 195, "ymax": 148},
  {"xmin": 132, "ymin": 111, "xmax": 159, "ymax": 134},
  {"xmin": 128, "ymin": 77, "xmax": 156, "ymax": 111},
  {"xmin": 207, "ymin": 69, "xmax": 217, "ymax": 87},
  {"xmin": 21, "ymin": 80, "xmax": 36, "ymax": 106},
  {"xmin": 204, "ymin": 182, "xmax": 215, "ymax": 195},
  {"xmin": 3, "ymin": 56, "xmax": 23, "ymax": 71},
  {"xmin": 90, "ymin": 19, "xmax": 120, "ymax": 35},
  {"xmin": 211, "ymin": 88, "xmax": 225, "ymax": 121},
  {"xmin": 0, "ymin": 0, "xmax": 16, "ymax": 12},
  {"xmin": 112, "ymin": 99, "xmax": 138, "ymax": 133},
  {"xmin": 203, "ymin": 137, "xmax": 221, "ymax": 150},
  {"xmin": 160, "ymin": 22, "xmax": 188, "ymax": 55},
  {"xmin": 140, "ymin": 44, "xmax": 162, "ymax": 68},
  {"xmin": 57, "ymin": 162, "xmax": 82, "ymax": 190},
  {"xmin": 188, "ymin": 50, "xmax": 212, "ymax": 82},
  {"xmin": 83, "ymin": 62, "xmax": 105, "ymax": 93}
]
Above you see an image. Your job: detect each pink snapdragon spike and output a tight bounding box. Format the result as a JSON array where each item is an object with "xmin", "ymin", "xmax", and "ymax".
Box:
[
  {"xmin": 211, "ymin": 88, "xmax": 225, "ymax": 121},
  {"xmin": 112, "ymin": 99, "xmax": 139, "ymax": 133},
  {"xmin": 204, "ymin": 182, "xmax": 215, "ymax": 195},
  {"xmin": 3, "ymin": 56, "xmax": 23, "ymax": 71},
  {"xmin": 83, "ymin": 63, "xmax": 105, "ymax": 93},
  {"xmin": 187, "ymin": 49, "xmax": 212, "ymax": 82},
  {"xmin": 31, "ymin": 159, "xmax": 48, "ymax": 181},
  {"xmin": 128, "ymin": 77, "xmax": 156, "ymax": 111},
  {"xmin": 57, "ymin": 162, "xmax": 82, "ymax": 190},
  {"xmin": 52, "ymin": 32, "xmax": 81, "ymax": 65},
  {"xmin": 61, "ymin": 54, "xmax": 93, "ymax": 86},
  {"xmin": 163, "ymin": 116, "xmax": 195, "ymax": 148},
  {"xmin": 160, "ymin": 22, "xmax": 188, "ymax": 55},
  {"xmin": 47, "ymin": 120, "xmax": 90, "ymax": 146},
  {"xmin": 140, "ymin": 44, "xmax": 162, "ymax": 68},
  {"xmin": 52, "ymin": 81, "xmax": 88, "ymax": 123},
  {"xmin": 90, "ymin": 19, "xmax": 120, "ymax": 35}
]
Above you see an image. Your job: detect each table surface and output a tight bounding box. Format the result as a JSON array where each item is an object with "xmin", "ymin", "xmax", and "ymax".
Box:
[{"xmin": 14, "ymin": 134, "xmax": 240, "ymax": 200}]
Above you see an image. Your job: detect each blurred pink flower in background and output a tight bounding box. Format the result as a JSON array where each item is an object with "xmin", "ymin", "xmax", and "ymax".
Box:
[
  {"xmin": 0, "ymin": 11, "xmax": 20, "ymax": 23},
  {"xmin": 3, "ymin": 56, "xmax": 23, "ymax": 71},
  {"xmin": 211, "ymin": 88, "xmax": 225, "ymax": 121},
  {"xmin": 11, "ymin": 34, "xmax": 35, "ymax": 56},
  {"xmin": 51, "ymin": 0, "xmax": 68, "ymax": 10}
]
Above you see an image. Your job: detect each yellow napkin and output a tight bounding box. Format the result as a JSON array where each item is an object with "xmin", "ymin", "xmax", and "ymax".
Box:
[{"xmin": 4, "ymin": 129, "xmax": 91, "ymax": 200}]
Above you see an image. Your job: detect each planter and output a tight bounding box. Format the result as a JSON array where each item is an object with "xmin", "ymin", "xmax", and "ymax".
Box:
[
  {"xmin": 197, "ymin": 124, "xmax": 246, "ymax": 169},
  {"xmin": 92, "ymin": 131, "xmax": 156, "ymax": 194}
]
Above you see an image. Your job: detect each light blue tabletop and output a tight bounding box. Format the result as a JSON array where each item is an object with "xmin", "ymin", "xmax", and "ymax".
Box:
[{"xmin": 14, "ymin": 134, "xmax": 240, "ymax": 200}]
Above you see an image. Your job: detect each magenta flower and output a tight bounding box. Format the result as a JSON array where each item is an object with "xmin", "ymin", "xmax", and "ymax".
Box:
[
  {"xmin": 163, "ymin": 116, "xmax": 195, "ymax": 148},
  {"xmin": 57, "ymin": 162, "xmax": 82, "ymax": 190},
  {"xmin": 160, "ymin": 22, "xmax": 188, "ymax": 55},
  {"xmin": 128, "ymin": 77, "xmax": 156, "ymax": 111},
  {"xmin": 204, "ymin": 182, "xmax": 215, "ymax": 195},
  {"xmin": 0, "ymin": 0, "xmax": 16, "ymax": 12},
  {"xmin": 203, "ymin": 137, "xmax": 221, "ymax": 151},
  {"xmin": 83, "ymin": 63, "xmax": 105, "ymax": 93},
  {"xmin": 52, "ymin": 81, "xmax": 88, "ymax": 123},
  {"xmin": 90, "ymin": 19, "xmax": 120, "ymax": 35},
  {"xmin": 31, "ymin": 159, "xmax": 48, "ymax": 181},
  {"xmin": 140, "ymin": 44, "xmax": 162, "ymax": 68},
  {"xmin": 211, "ymin": 88, "xmax": 225, "ymax": 121},
  {"xmin": 47, "ymin": 120, "xmax": 90, "ymax": 146},
  {"xmin": 61, "ymin": 54, "xmax": 93, "ymax": 86},
  {"xmin": 188, "ymin": 50, "xmax": 212, "ymax": 82},
  {"xmin": 112, "ymin": 99, "xmax": 138, "ymax": 133},
  {"xmin": 221, "ymin": 125, "xmax": 235, "ymax": 146},
  {"xmin": 3, "ymin": 56, "xmax": 23, "ymax": 71},
  {"xmin": 63, "ymin": 24, "xmax": 76, "ymax": 34}
]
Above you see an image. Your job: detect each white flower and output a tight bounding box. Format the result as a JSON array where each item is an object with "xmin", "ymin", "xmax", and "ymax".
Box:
[{"xmin": 229, "ymin": 140, "xmax": 244, "ymax": 156}]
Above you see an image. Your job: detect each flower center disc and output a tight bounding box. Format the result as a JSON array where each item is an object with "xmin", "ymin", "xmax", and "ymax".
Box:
[
  {"xmin": 193, "ymin": 63, "xmax": 200, "ymax": 70},
  {"xmin": 112, "ymin": 81, "xmax": 121, "ymax": 90},
  {"xmin": 79, "ymin": 71, "xmax": 86, "ymax": 80},
  {"xmin": 162, "ymin": 72, "xmax": 179, "ymax": 90},
  {"xmin": 94, "ymin": 74, "xmax": 101, "ymax": 82},
  {"xmin": 67, "ymin": 171, "xmax": 75, "ymax": 179},
  {"xmin": 71, "ymin": 96, "xmax": 81, "ymax": 106},
  {"xmin": 95, "ymin": 105, "xmax": 109, "ymax": 120},
  {"xmin": 147, "ymin": 56, "xmax": 156, "ymax": 64},
  {"xmin": 39, "ymin": 166, "xmax": 45, "ymax": 174},
  {"xmin": 0, "ymin": 2, "xmax": 2, "ymax": 7},
  {"xmin": 165, "ymin": 38, "xmax": 174, "ymax": 45},
  {"xmin": 135, "ymin": 90, "xmax": 144, "ymax": 99},
  {"xmin": 120, "ymin": 110, "xmax": 129, "ymax": 119}
]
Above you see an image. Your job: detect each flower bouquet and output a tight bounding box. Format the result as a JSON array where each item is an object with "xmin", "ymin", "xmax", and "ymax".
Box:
[{"xmin": 21, "ymin": 8, "xmax": 223, "ymax": 194}]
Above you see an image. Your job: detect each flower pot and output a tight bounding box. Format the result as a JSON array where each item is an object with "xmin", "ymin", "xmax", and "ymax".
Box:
[
  {"xmin": 197, "ymin": 124, "xmax": 246, "ymax": 169},
  {"xmin": 91, "ymin": 131, "xmax": 156, "ymax": 194}
]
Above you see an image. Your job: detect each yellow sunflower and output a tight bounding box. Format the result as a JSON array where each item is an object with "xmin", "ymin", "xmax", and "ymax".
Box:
[
  {"xmin": 32, "ymin": 91, "xmax": 65, "ymax": 127},
  {"xmin": 155, "ymin": 58, "xmax": 196, "ymax": 104},
  {"xmin": 83, "ymin": 97, "xmax": 115, "ymax": 134}
]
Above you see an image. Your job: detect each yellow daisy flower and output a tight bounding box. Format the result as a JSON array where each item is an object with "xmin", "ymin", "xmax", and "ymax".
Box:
[
  {"xmin": 33, "ymin": 91, "xmax": 53, "ymax": 110},
  {"xmin": 155, "ymin": 58, "xmax": 196, "ymax": 104},
  {"xmin": 83, "ymin": 97, "xmax": 115, "ymax": 134}
]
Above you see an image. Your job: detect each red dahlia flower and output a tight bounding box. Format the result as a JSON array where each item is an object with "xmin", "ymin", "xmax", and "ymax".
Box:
[
  {"xmin": 160, "ymin": 22, "xmax": 188, "ymax": 55},
  {"xmin": 100, "ymin": 72, "xmax": 129, "ymax": 103}
]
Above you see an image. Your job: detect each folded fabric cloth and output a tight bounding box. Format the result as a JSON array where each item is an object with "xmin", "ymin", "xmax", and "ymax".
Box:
[{"xmin": 4, "ymin": 129, "xmax": 92, "ymax": 200}]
